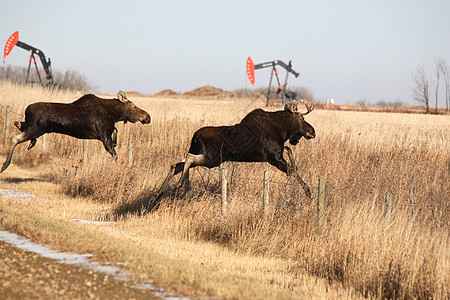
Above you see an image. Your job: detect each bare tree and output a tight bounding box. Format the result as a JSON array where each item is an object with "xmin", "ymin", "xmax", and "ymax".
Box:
[
  {"xmin": 234, "ymin": 85, "xmax": 315, "ymax": 102},
  {"xmin": 434, "ymin": 58, "xmax": 445, "ymax": 113},
  {"xmin": 0, "ymin": 65, "xmax": 27, "ymax": 84},
  {"xmin": 440, "ymin": 61, "xmax": 450, "ymax": 113},
  {"xmin": 0, "ymin": 66, "xmax": 95, "ymax": 92},
  {"xmin": 290, "ymin": 86, "xmax": 315, "ymax": 102},
  {"xmin": 412, "ymin": 65, "xmax": 430, "ymax": 113},
  {"xmin": 53, "ymin": 69, "xmax": 95, "ymax": 92}
]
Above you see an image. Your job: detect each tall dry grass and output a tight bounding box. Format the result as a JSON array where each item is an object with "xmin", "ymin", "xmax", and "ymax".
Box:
[{"xmin": 1, "ymin": 81, "xmax": 449, "ymax": 298}]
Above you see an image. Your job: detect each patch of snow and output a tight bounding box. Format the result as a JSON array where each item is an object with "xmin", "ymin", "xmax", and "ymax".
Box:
[
  {"xmin": 0, "ymin": 229, "xmax": 187, "ymax": 299},
  {"xmin": 0, "ymin": 189, "xmax": 36, "ymax": 200},
  {"xmin": 72, "ymin": 218, "xmax": 112, "ymax": 225},
  {"xmin": 72, "ymin": 218, "xmax": 123, "ymax": 233}
]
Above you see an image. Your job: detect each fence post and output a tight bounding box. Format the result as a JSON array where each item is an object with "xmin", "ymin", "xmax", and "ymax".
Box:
[
  {"xmin": 317, "ymin": 178, "xmax": 325, "ymax": 234},
  {"xmin": 82, "ymin": 140, "xmax": 88, "ymax": 164},
  {"xmin": 384, "ymin": 191, "xmax": 392, "ymax": 216},
  {"xmin": 4, "ymin": 105, "xmax": 10, "ymax": 147},
  {"xmin": 128, "ymin": 141, "xmax": 133, "ymax": 167},
  {"xmin": 263, "ymin": 170, "xmax": 269, "ymax": 217},
  {"xmin": 221, "ymin": 167, "xmax": 227, "ymax": 216},
  {"xmin": 41, "ymin": 135, "xmax": 46, "ymax": 158}
]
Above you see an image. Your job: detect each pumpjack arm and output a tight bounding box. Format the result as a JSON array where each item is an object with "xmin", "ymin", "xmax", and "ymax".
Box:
[
  {"xmin": 254, "ymin": 60, "xmax": 299, "ymax": 78},
  {"xmin": 15, "ymin": 41, "xmax": 53, "ymax": 82}
]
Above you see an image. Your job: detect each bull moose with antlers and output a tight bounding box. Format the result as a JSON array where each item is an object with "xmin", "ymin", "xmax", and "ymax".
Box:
[
  {"xmin": 155, "ymin": 101, "xmax": 315, "ymax": 201},
  {"xmin": 1, "ymin": 91, "xmax": 151, "ymax": 173}
]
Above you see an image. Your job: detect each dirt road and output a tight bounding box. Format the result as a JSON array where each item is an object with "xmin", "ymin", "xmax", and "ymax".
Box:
[{"xmin": 0, "ymin": 239, "xmax": 161, "ymax": 299}]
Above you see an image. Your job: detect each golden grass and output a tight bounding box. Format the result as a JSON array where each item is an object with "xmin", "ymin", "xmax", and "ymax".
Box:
[
  {"xmin": 0, "ymin": 81, "xmax": 449, "ymax": 299},
  {"xmin": 0, "ymin": 163, "xmax": 358, "ymax": 299}
]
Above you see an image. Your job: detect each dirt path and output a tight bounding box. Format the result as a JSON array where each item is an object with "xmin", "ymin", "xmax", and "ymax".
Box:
[
  {"xmin": 0, "ymin": 239, "xmax": 162, "ymax": 299},
  {"xmin": 0, "ymin": 162, "xmax": 167, "ymax": 299}
]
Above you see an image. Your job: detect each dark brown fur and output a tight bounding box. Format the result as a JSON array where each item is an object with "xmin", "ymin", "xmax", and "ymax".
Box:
[
  {"xmin": 1, "ymin": 91, "xmax": 150, "ymax": 173},
  {"xmin": 155, "ymin": 101, "xmax": 315, "ymax": 201}
]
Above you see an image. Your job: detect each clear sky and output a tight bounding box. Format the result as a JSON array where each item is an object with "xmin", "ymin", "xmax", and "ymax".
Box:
[{"xmin": 1, "ymin": 0, "xmax": 449, "ymax": 105}]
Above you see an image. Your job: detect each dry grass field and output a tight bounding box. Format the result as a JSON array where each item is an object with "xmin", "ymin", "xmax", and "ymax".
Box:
[{"xmin": 0, "ymin": 81, "xmax": 449, "ymax": 299}]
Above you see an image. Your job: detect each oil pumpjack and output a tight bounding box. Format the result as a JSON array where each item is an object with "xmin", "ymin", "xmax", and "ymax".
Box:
[
  {"xmin": 3, "ymin": 31, "xmax": 54, "ymax": 86},
  {"xmin": 246, "ymin": 56, "xmax": 300, "ymax": 106}
]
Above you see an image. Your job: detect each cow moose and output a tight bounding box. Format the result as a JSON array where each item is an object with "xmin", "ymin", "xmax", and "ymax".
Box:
[
  {"xmin": 1, "ymin": 91, "xmax": 151, "ymax": 173},
  {"xmin": 155, "ymin": 101, "xmax": 315, "ymax": 201}
]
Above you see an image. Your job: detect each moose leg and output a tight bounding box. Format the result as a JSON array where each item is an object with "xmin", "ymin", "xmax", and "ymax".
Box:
[
  {"xmin": 102, "ymin": 137, "xmax": 118, "ymax": 160},
  {"xmin": 154, "ymin": 162, "xmax": 185, "ymax": 201},
  {"xmin": 182, "ymin": 169, "xmax": 191, "ymax": 194},
  {"xmin": 1, "ymin": 132, "xmax": 29, "ymax": 173},
  {"xmin": 14, "ymin": 121, "xmax": 25, "ymax": 131},
  {"xmin": 112, "ymin": 127, "xmax": 118, "ymax": 147},
  {"xmin": 175, "ymin": 153, "xmax": 206, "ymax": 188},
  {"xmin": 284, "ymin": 146, "xmax": 297, "ymax": 175},
  {"xmin": 269, "ymin": 150, "xmax": 312, "ymax": 199},
  {"xmin": 290, "ymin": 172, "xmax": 311, "ymax": 199},
  {"xmin": 269, "ymin": 155, "xmax": 290, "ymax": 174},
  {"xmin": 284, "ymin": 146, "xmax": 312, "ymax": 198},
  {"xmin": 12, "ymin": 121, "xmax": 36, "ymax": 150}
]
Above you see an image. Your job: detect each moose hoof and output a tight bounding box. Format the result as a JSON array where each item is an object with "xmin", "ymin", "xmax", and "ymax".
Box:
[{"xmin": 27, "ymin": 140, "xmax": 37, "ymax": 150}]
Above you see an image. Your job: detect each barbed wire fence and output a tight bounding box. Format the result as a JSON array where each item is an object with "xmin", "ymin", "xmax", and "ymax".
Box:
[{"xmin": 0, "ymin": 104, "xmax": 448, "ymax": 230}]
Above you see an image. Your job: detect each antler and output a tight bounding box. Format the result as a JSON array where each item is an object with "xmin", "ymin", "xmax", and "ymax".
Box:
[{"xmin": 301, "ymin": 103, "xmax": 314, "ymax": 116}]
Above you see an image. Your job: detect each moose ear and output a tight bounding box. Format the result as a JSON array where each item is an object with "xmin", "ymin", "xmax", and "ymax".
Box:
[
  {"xmin": 284, "ymin": 101, "xmax": 298, "ymax": 113},
  {"xmin": 117, "ymin": 90, "xmax": 128, "ymax": 102}
]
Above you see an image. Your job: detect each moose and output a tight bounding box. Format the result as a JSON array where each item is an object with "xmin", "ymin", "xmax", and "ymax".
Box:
[
  {"xmin": 155, "ymin": 101, "xmax": 315, "ymax": 201},
  {"xmin": 1, "ymin": 91, "xmax": 151, "ymax": 173}
]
